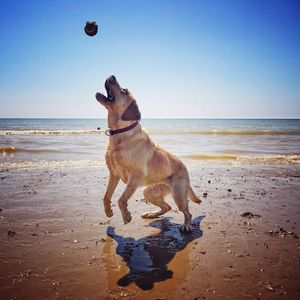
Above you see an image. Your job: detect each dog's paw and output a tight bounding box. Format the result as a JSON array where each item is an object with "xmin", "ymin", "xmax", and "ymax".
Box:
[
  {"xmin": 122, "ymin": 211, "xmax": 132, "ymax": 224},
  {"xmin": 180, "ymin": 224, "xmax": 193, "ymax": 233},
  {"xmin": 105, "ymin": 208, "xmax": 113, "ymax": 218},
  {"xmin": 141, "ymin": 212, "xmax": 159, "ymax": 219},
  {"xmin": 195, "ymin": 198, "xmax": 202, "ymax": 204}
]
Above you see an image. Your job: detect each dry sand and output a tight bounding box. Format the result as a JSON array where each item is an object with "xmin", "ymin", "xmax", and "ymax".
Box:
[{"xmin": 0, "ymin": 163, "xmax": 300, "ymax": 299}]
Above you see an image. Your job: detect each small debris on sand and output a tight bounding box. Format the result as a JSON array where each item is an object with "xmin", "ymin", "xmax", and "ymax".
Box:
[
  {"xmin": 266, "ymin": 228, "xmax": 299, "ymax": 239},
  {"xmin": 203, "ymin": 192, "xmax": 208, "ymax": 197},
  {"xmin": 95, "ymin": 238, "xmax": 106, "ymax": 245},
  {"xmin": 241, "ymin": 212, "xmax": 261, "ymax": 219},
  {"xmin": 227, "ymin": 188, "xmax": 232, "ymax": 192},
  {"xmin": 265, "ymin": 283, "xmax": 274, "ymax": 291},
  {"xmin": 99, "ymin": 220, "xmax": 111, "ymax": 225},
  {"xmin": 7, "ymin": 230, "xmax": 16, "ymax": 237},
  {"xmin": 236, "ymin": 253, "xmax": 250, "ymax": 257}
]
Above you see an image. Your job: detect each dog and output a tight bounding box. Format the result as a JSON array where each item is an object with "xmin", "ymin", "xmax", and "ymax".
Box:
[{"xmin": 95, "ymin": 75, "xmax": 201, "ymax": 232}]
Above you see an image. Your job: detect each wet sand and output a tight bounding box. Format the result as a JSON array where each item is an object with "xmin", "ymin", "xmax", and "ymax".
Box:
[{"xmin": 0, "ymin": 163, "xmax": 300, "ymax": 299}]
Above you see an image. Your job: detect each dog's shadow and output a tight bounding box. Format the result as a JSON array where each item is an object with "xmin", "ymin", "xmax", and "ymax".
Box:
[{"xmin": 106, "ymin": 215, "xmax": 205, "ymax": 290}]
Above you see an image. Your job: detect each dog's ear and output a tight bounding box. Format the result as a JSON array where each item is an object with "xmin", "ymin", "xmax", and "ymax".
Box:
[{"xmin": 121, "ymin": 100, "xmax": 141, "ymax": 121}]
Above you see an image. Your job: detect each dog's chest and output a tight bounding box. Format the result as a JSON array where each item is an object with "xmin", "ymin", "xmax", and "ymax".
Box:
[{"xmin": 105, "ymin": 144, "xmax": 137, "ymax": 183}]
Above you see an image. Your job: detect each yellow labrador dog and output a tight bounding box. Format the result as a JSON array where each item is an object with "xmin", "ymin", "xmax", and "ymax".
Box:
[{"xmin": 95, "ymin": 75, "xmax": 201, "ymax": 232}]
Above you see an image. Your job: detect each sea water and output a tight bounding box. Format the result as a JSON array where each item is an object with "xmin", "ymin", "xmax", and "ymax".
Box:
[{"xmin": 0, "ymin": 118, "xmax": 300, "ymax": 170}]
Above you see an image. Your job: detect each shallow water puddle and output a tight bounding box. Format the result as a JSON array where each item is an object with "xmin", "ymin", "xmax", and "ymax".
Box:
[{"xmin": 102, "ymin": 216, "xmax": 205, "ymax": 298}]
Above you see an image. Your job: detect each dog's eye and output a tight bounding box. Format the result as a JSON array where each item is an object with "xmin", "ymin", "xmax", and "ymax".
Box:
[{"xmin": 121, "ymin": 89, "xmax": 129, "ymax": 94}]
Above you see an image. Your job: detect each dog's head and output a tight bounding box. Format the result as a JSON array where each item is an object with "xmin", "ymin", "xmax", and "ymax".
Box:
[{"xmin": 95, "ymin": 75, "xmax": 141, "ymax": 121}]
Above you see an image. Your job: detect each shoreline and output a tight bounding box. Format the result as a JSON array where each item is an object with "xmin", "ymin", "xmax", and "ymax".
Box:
[
  {"xmin": 1, "ymin": 156, "xmax": 300, "ymax": 172},
  {"xmin": 0, "ymin": 164, "xmax": 300, "ymax": 299}
]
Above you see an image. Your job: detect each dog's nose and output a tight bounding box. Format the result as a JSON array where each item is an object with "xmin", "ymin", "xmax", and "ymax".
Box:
[{"xmin": 107, "ymin": 75, "xmax": 116, "ymax": 84}]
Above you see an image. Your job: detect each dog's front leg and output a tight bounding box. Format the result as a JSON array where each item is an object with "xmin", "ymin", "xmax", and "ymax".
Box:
[
  {"xmin": 118, "ymin": 176, "xmax": 141, "ymax": 224},
  {"xmin": 103, "ymin": 173, "xmax": 120, "ymax": 217}
]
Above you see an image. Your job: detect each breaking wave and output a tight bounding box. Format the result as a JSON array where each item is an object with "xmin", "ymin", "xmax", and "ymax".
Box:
[
  {"xmin": 1, "ymin": 129, "xmax": 300, "ymax": 136},
  {"xmin": 0, "ymin": 160, "xmax": 104, "ymax": 171},
  {"xmin": 184, "ymin": 154, "xmax": 300, "ymax": 165},
  {"xmin": 149, "ymin": 129, "xmax": 300, "ymax": 135},
  {"xmin": 0, "ymin": 129, "xmax": 104, "ymax": 136},
  {"xmin": 0, "ymin": 146, "xmax": 62, "ymax": 154}
]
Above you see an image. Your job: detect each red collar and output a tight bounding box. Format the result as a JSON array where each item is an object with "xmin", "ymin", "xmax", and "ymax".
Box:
[{"xmin": 105, "ymin": 120, "xmax": 140, "ymax": 136}]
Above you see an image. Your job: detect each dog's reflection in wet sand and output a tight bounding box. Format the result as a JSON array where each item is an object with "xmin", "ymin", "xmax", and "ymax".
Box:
[{"xmin": 106, "ymin": 216, "xmax": 204, "ymax": 290}]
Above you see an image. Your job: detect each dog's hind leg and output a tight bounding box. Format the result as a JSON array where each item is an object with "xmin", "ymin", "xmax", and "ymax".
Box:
[
  {"xmin": 141, "ymin": 183, "xmax": 171, "ymax": 219},
  {"xmin": 171, "ymin": 175, "xmax": 193, "ymax": 232}
]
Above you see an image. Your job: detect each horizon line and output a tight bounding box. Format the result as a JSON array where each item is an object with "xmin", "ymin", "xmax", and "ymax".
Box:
[{"xmin": 0, "ymin": 117, "xmax": 299, "ymax": 120}]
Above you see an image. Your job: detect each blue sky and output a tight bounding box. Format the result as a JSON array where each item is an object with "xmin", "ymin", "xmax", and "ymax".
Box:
[{"xmin": 0, "ymin": 0, "xmax": 299, "ymax": 118}]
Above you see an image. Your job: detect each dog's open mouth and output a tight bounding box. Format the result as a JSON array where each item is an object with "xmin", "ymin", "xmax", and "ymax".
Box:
[
  {"xmin": 96, "ymin": 76, "xmax": 117, "ymax": 104},
  {"xmin": 105, "ymin": 79, "xmax": 114, "ymax": 102}
]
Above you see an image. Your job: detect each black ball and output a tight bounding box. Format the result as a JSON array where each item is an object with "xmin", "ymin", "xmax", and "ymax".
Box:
[{"xmin": 84, "ymin": 21, "xmax": 98, "ymax": 36}]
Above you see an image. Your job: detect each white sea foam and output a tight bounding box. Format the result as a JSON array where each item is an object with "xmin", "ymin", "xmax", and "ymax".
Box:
[
  {"xmin": 0, "ymin": 130, "xmax": 104, "ymax": 136},
  {"xmin": 148, "ymin": 129, "xmax": 300, "ymax": 135},
  {"xmin": 1, "ymin": 129, "xmax": 300, "ymax": 136},
  {"xmin": 0, "ymin": 160, "xmax": 104, "ymax": 171},
  {"xmin": 184, "ymin": 154, "xmax": 300, "ymax": 165}
]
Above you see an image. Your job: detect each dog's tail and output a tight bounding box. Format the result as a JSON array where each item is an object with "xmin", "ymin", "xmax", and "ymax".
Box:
[{"xmin": 188, "ymin": 186, "xmax": 201, "ymax": 204}]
